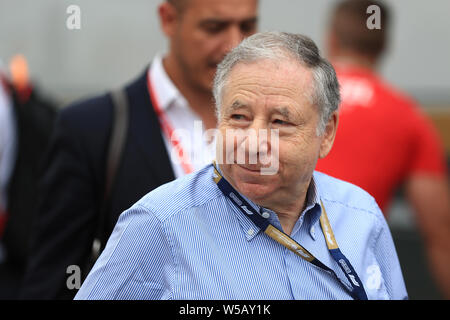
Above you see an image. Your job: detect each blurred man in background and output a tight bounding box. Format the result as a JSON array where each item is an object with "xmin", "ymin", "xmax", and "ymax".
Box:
[
  {"xmin": 316, "ymin": 0, "xmax": 450, "ymax": 298},
  {"xmin": 0, "ymin": 56, "xmax": 56, "ymax": 299},
  {"xmin": 20, "ymin": 0, "xmax": 258, "ymax": 299}
]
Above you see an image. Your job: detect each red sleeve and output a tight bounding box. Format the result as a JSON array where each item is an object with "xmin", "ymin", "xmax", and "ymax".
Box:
[{"xmin": 407, "ymin": 105, "xmax": 448, "ymax": 177}]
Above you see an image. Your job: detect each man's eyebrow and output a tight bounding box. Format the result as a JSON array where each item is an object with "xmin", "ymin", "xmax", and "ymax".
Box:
[
  {"xmin": 240, "ymin": 16, "xmax": 259, "ymax": 25},
  {"xmin": 199, "ymin": 16, "xmax": 258, "ymax": 26},
  {"xmin": 273, "ymin": 106, "xmax": 291, "ymax": 119},
  {"xmin": 228, "ymin": 100, "xmax": 248, "ymax": 112},
  {"xmin": 199, "ymin": 19, "xmax": 227, "ymax": 27}
]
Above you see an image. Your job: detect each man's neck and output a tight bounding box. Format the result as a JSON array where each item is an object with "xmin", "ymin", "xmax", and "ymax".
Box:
[
  {"xmin": 217, "ymin": 163, "xmax": 310, "ymax": 236},
  {"xmin": 330, "ymin": 53, "xmax": 378, "ymax": 71},
  {"xmin": 162, "ymin": 56, "xmax": 217, "ymax": 130},
  {"xmin": 273, "ymin": 201, "xmax": 306, "ymax": 236},
  {"xmin": 255, "ymin": 186, "xmax": 309, "ymax": 236}
]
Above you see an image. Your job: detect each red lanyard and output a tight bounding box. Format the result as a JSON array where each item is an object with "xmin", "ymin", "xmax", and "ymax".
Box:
[{"xmin": 146, "ymin": 71, "xmax": 193, "ymax": 175}]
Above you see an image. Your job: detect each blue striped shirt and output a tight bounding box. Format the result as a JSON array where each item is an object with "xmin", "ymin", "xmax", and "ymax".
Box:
[{"xmin": 75, "ymin": 164, "xmax": 408, "ymax": 300}]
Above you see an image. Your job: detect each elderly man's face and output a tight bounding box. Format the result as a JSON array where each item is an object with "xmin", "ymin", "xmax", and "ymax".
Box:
[{"xmin": 217, "ymin": 58, "xmax": 336, "ymax": 208}]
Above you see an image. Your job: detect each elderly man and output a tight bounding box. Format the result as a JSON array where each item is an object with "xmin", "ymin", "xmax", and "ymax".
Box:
[{"xmin": 75, "ymin": 32, "xmax": 407, "ymax": 300}]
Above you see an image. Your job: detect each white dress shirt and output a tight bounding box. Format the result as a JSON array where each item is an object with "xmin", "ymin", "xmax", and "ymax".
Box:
[
  {"xmin": 149, "ymin": 55, "xmax": 216, "ymax": 178},
  {"xmin": 0, "ymin": 76, "xmax": 16, "ymax": 212}
]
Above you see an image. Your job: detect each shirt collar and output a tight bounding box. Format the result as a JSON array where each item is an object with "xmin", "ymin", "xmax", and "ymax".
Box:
[
  {"xmin": 302, "ymin": 177, "xmax": 322, "ymax": 239},
  {"xmin": 149, "ymin": 54, "xmax": 188, "ymax": 112},
  {"xmin": 214, "ymin": 164, "xmax": 322, "ymax": 241}
]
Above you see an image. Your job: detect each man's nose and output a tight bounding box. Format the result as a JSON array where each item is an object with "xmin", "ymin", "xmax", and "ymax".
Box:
[
  {"xmin": 223, "ymin": 25, "xmax": 245, "ymax": 54},
  {"xmin": 245, "ymin": 121, "xmax": 271, "ymax": 161}
]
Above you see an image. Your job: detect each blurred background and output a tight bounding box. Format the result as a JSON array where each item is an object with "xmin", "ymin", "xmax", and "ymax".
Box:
[{"xmin": 1, "ymin": 0, "xmax": 449, "ymax": 299}]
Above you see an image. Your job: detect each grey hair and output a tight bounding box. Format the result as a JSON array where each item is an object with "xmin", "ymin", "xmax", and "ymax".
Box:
[{"xmin": 213, "ymin": 31, "xmax": 340, "ymax": 135}]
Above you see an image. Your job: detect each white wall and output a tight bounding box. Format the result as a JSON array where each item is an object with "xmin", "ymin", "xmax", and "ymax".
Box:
[{"xmin": 1, "ymin": 0, "xmax": 449, "ymax": 105}]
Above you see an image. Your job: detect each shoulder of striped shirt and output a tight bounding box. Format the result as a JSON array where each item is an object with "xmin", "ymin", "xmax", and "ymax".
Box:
[
  {"xmin": 131, "ymin": 165, "xmax": 223, "ymax": 223},
  {"xmin": 313, "ymin": 170, "xmax": 384, "ymax": 221}
]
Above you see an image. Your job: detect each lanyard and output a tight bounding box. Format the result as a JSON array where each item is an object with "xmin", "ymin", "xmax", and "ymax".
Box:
[
  {"xmin": 146, "ymin": 70, "xmax": 193, "ymax": 175},
  {"xmin": 212, "ymin": 164, "xmax": 368, "ymax": 300}
]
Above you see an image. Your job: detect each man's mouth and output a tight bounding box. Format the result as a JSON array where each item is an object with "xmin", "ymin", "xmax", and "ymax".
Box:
[{"xmin": 236, "ymin": 164, "xmax": 263, "ymax": 173}]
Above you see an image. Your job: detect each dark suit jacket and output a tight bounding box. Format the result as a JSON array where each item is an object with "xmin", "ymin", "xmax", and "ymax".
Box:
[
  {"xmin": 0, "ymin": 82, "xmax": 56, "ymax": 299},
  {"xmin": 20, "ymin": 69, "xmax": 175, "ymax": 299}
]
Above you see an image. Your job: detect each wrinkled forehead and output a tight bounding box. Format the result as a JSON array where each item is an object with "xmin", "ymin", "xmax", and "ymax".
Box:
[{"xmin": 222, "ymin": 58, "xmax": 314, "ymax": 104}]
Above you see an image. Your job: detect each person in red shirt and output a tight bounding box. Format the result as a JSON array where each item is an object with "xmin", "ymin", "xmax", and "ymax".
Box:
[{"xmin": 316, "ymin": 0, "xmax": 450, "ymax": 298}]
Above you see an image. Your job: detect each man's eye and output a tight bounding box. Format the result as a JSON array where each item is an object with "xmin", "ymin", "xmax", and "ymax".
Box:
[
  {"xmin": 231, "ymin": 114, "xmax": 247, "ymax": 120},
  {"xmin": 202, "ymin": 23, "xmax": 225, "ymax": 34},
  {"xmin": 240, "ymin": 20, "xmax": 257, "ymax": 34},
  {"xmin": 273, "ymin": 119, "xmax": 289, "ymax": 125}
]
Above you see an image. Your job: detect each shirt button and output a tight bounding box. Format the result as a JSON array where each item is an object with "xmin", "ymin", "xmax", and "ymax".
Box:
[
  {"xmin": 261, "ymin": 211, "xmax": 270, "ymax": 219},
  {"xmin": 310, "ymin": 226, "xmax": 316, "ymax": 239},
  {"xmin": 247, "ymin": 228, "xmax": 255, "ymax": 236}
]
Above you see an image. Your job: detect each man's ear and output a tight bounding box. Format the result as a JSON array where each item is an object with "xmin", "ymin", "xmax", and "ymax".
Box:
[
  {"xmin": 158, "ymin": 2, "xmax": 179, "ymax": 38},
  {"xmin": 319, "ymin": 111, "xmax": 339, "ymax": 159}
]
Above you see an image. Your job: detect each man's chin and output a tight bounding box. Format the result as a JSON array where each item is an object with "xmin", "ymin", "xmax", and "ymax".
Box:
[
  {"xmin": 232, "ymin": 163, "xmax": 279, "ymax": 179},
  {"xmin": 234, "ymin": 180, "xmax": 276, "ymax": 203},
  {"xmin": 221, "ymin": 164, "xmax": 280, "ymax": 199}
]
